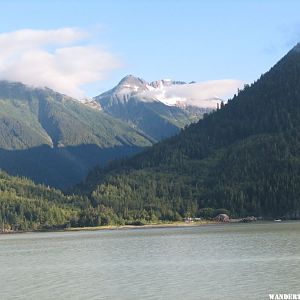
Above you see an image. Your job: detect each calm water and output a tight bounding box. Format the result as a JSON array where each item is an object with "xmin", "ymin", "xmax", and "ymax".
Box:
[{"xmin": 1, "ymin": 222, "xmax": 300, "ymax": 300}]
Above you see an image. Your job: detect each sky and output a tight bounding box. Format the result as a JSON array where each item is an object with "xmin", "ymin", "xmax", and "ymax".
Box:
[{"xmin": 0, "ymin": 0, "xmax": 300, "ymax": 98}]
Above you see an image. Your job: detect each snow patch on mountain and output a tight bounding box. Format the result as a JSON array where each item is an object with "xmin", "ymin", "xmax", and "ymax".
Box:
[
  {"xmin": 141, "ymin": 79, "xmax": 243, "ymax": 108},
  {"xmin": 80, "ymin": 97, "xmax": 102, "ymax": 110}
]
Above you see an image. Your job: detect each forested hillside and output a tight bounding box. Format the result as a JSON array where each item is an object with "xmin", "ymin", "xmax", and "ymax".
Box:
[
  {"xmin": 79, "ymin": 44, "xmax": 300, "ymax": 220},
  {"xmin": 0, "ymin": 170, "xmax": 127, "ymax": 231},
  {"xmin": 0, "ymin": 170, "xmax": 75, "ymax": 231},
  {"xmin": 3, "ymin": 44, "xmax": 300, "ymax": 231}
]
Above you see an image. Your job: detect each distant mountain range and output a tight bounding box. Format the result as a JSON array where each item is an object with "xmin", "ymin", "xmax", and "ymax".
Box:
[
  {"xmin": 94, "ymin": 75, "xmax": 211, "ymax": 141},
  {"xmin": 0, "ymin": 75, "xmax": 218, "ymax": 188},
  {"xmin": 95, "ymin": 74, "xmax": 229, "ymax": 108}
]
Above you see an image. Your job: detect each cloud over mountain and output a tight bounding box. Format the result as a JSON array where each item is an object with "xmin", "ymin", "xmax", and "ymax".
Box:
[
  {"xmin": 141, "ymin": 79, "xmax": 244, "ymax": 107},
  {"xmin": 0, "ymin": 28, "xmax": 121, "ymax": 97}
]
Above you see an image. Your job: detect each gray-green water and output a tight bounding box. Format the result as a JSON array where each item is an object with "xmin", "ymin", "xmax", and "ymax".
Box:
[{"xmin": 1, "ymin": 222, "xmax": 300, "ymax": 300}]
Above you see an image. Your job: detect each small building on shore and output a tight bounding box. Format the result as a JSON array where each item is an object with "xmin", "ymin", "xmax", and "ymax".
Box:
[{"xmin": 214, "ymin": 214, "xmax": 230, "ymax": 222}]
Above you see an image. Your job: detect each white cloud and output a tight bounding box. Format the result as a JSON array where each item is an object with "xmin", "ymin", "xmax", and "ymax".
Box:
[
  {"xmin": 141, "ymin": 79, "xmax": 244, "ymax": 108},
  {"xmin": 0, "ymin": 28, "xmax": 121, "ymax": 97}
]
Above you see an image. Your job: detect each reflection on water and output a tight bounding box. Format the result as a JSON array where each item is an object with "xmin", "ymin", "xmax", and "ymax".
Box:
[{"xmin": 1, "ymin": 222, "xmax": 300, "ymax": 300}]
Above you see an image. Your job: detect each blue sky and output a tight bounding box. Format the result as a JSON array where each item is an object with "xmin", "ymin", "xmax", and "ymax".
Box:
[{"xmin": 0, "ymin": 0, "xmax": 300, "ymax": 96}]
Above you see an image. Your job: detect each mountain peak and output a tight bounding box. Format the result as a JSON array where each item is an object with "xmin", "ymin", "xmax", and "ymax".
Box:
[{"xmin": 118, "ymin": 75, "xmax": 148, "ymax": 89}]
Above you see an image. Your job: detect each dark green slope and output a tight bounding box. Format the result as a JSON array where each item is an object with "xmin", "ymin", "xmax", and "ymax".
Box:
[
  {"xmin": 0, "ymin": 169, "xmax": 132, "ymax": 231},
  {"xmin": 81, "ymin": 44, "xmax": 300, "ymax": 220},
  {"xmin": 0, "ymin": 81, "xmax": 152, "ymax": 189},
  {"xmin": 0, "ymin": 169, "xmax": 123, "ymax": 231},
  {"xmin": 0, "ymin": 170, "xmax": 77, "ymax": 231}
]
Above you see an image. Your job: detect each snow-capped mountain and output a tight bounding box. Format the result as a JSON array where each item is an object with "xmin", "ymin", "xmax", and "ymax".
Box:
[
  {"xmin": 94, "ymin": 75, "xmax": 152, "ymax": 109},
  {"xmin": 94, "ymin": 75, "xmax": 210, "ymax": 142}
]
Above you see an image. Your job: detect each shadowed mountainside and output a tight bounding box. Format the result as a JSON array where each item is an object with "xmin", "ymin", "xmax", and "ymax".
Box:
[{"xmin": 0, "ymin": 81, "xmax": 152, "ymax": 188}]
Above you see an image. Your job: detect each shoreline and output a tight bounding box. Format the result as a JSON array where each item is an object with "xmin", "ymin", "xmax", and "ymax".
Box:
[
  {"xmin": 65, "ymin": 220, "xmax": 218, "ymax": 232},
  {"xmin": 1, "ymin": 219, "xmax": 296, "ymax": 235},
  {"xmin": 0, "ymin": 220, "xmax": 217, "ymax": 234}
]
